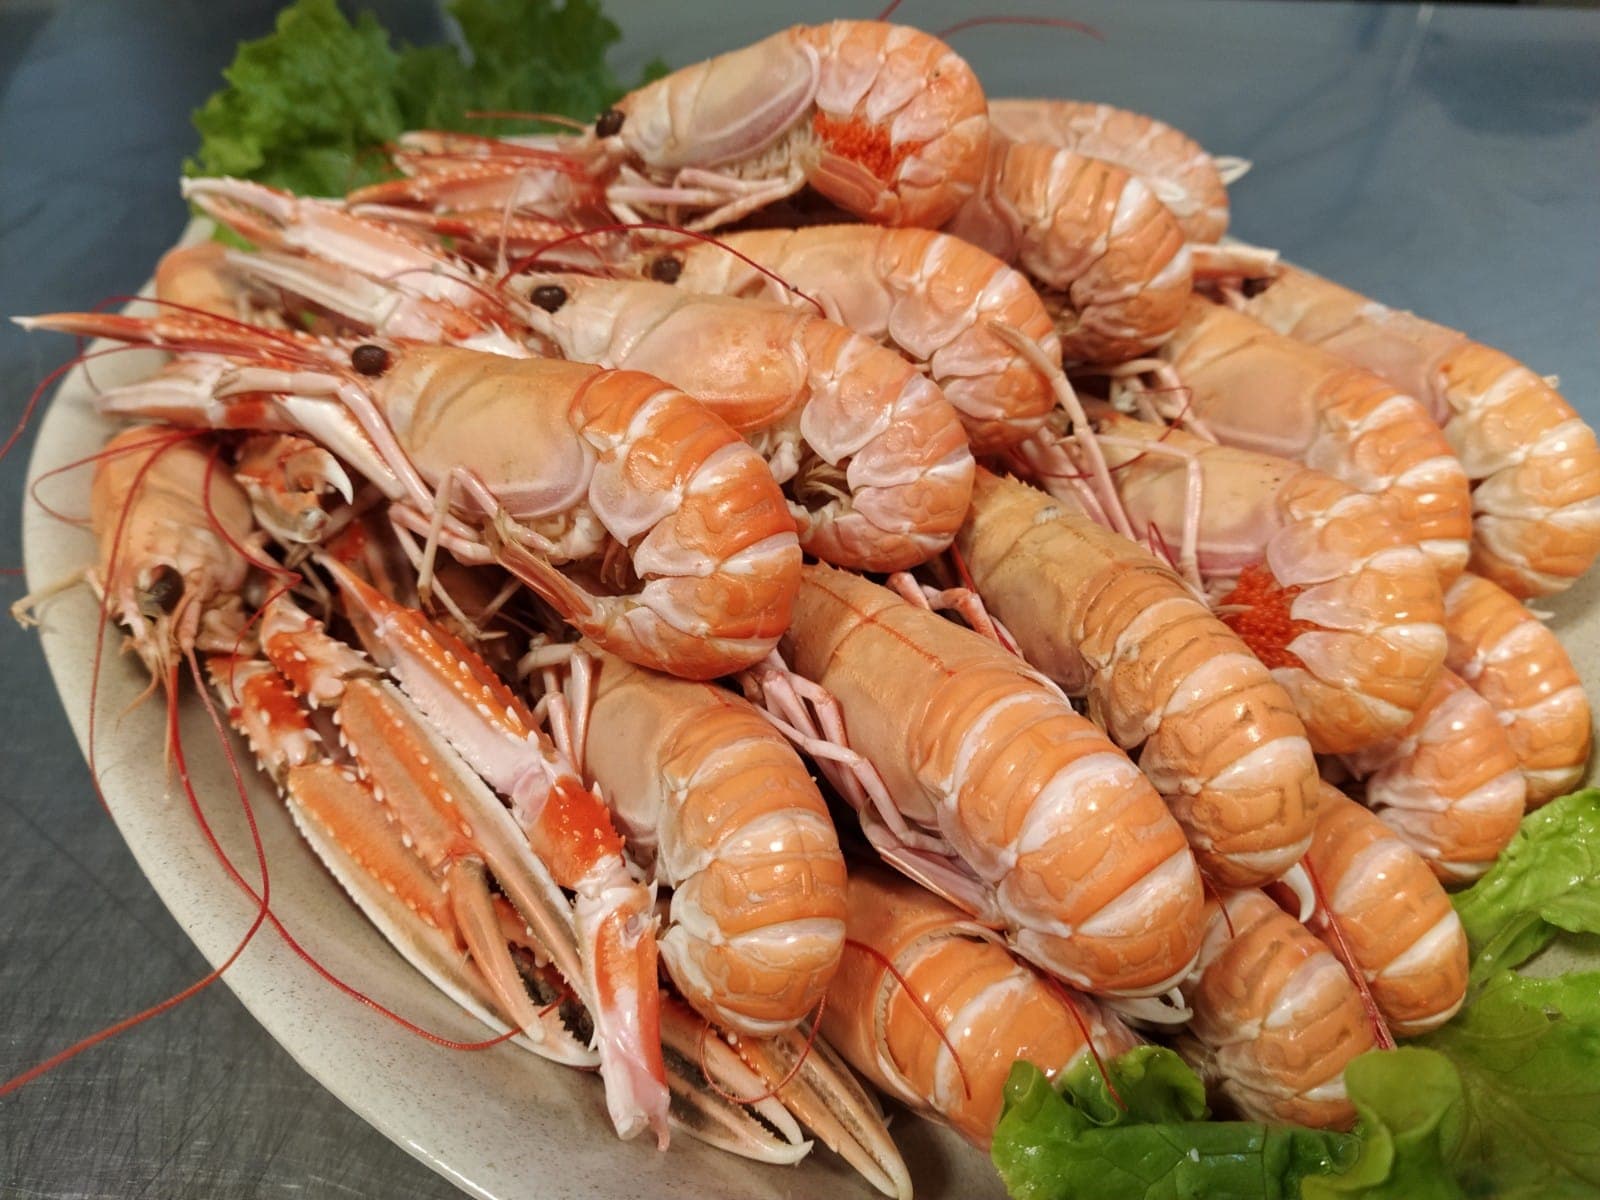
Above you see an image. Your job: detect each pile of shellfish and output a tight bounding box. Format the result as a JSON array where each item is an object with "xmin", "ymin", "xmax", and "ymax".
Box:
[{"xmin": 15, "ymin": 19, "xmax": 1596, "ymax": 1198}]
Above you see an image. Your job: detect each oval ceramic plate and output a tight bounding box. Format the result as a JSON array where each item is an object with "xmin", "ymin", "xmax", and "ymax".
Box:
[{"xmin": 21, "ymin": 226, "xmax": 1600, "ymax": 1200}]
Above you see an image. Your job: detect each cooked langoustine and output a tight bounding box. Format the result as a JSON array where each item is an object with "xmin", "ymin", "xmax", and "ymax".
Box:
[
  {"xmin": 13, "ymin": 427, "xmax": 256, "ymax": 691},
  {"xmin": 819, "ymin": 864, "xmax": 1141, "ymax": 1148},
  {"xmin": 1015, "ymin": 413, "xmax": 1448, "ymax": 755},
  {"xmin": 987, "ymin": 98, "xmax": 1236, "ymax": 244},
  {"xmin": 1443, "ymin": 571, "xmax": 1593, "ymax": 804},
  {"xmin": 365, "ymin": 128, "xmax": 591, "ymax": 191},
  {"xmin": 590, "ymin": 20, "xmax": 990, "ymax": 229},
  {"xmin": 537, "ymin": 642, "xmax": 848, "ymax": 1037},
  {"xmin": 1177, "ymin": 887, "xmax": 1375, "ymax": 1129},
  {"xmin": 943, "ymin": 134, "xmax": 1192, "ymax": 363},
  {"xmin": 34, "ymin": 428, "xmax": 673, "ymax": 1137},
  {"xmin": 20, "ymin": 309, "xmax": 803, "ymax": 681},
  {"xmin": 766, "ymin": 562, "xmax": 1206, "ymax": 997},
  {"xmin": 1148, "ymin": 296, "xmax": 1473, "ymax": 584},
  {"xmin": 346, "ymin": 129, "xmax": 599, "ymax": 247},
  {"xmin": 184, "ymin": 177, "xmax": 529, "ymax": 349},
  {"xmin": 1302, "ymin": 786, "xmax": 1469, "ymax": 1037},
  {"xmin": 184, "ymin": 178, "xmax": 508, "ymax": 320},
  {"xmin": 1234, "ymin": 262, "xmax": 1600, "ymax": 597},
  {"xmin": 166, "ymin": 192, "xmax": 978, "ymax": 575},
  {"xmin": 530, "ymin": 642, "xmax": 912, "ymax": 1191},
  {"xmin": 641, "ymin": 224, "xmax": 1062, "ymax": 454},
  {"xmin": 513, "ymin": 273, "xmax": 975, "ymax": 571},
  {"xmin": 1340, "ymin": 668, "xmax": 1526, "ymax": 882},
  {"xmin": 955, "ymin": 467, "xmax": 1319, "ymax": 888}
]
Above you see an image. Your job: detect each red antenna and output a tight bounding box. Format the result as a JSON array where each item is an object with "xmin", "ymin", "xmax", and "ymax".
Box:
[
  {"xmin": 844, "ymin": 936, "xmax": 973, "ymax": 1100},
  {"xmin": 1302, "ymin": 860, "xmax": 1397, "ymax": 1051}
]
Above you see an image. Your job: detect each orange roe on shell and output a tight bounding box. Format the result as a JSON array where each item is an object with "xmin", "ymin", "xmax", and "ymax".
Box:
[
  {"xmin": 811, "ymin": 111, "xmax": 918, "ymax": 182},
  {"xmin": 1219, "ymin": 562, "xmax": 1317, "ymax": 671}
]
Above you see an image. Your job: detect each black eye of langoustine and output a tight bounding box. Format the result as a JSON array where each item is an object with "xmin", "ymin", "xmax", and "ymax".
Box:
[
  {"xmin": 594, "ymin": 108, "xmax": 625, "ymax": 138},
  {"xmin": 648, "ymin": 255, "xmax": 683, "ymax": 284},
  {"xmin": 351, "ymin": 343, "xmax": 390, "ymax": 376},
  {"xmin": 530, "ymin": 284, "xmax": 568, "ymax": 313},
  {"xmin": 143, "ymin": 565, "xmax": 184, "ymax": 616}
]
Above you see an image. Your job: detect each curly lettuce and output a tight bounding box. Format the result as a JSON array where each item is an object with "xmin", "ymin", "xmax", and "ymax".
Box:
[
  {"xmin": 1300, "ymin": 1050, "xmax": 1465, "ymax": 1200},
  {"xmin": 186, "ymin": 0, "xmax": 660, "ymax": 196},
  {"xmin": 991, "ymin": 1049, "xmax": 1358, "ymax": 1200},
  {"xmin": 1451, "ymin": 788, "xmax": 1600, "ymax": 983}
]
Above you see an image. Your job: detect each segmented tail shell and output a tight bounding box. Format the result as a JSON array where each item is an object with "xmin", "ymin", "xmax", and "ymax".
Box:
[
  {"xmin": 944, "ymin": 136, "xmax": 1192, "ymax": 363},
  {"xmin": 988, "ymin": 98, "xmax": 1230, "ymax": 243},
  {"xmin": 1343, "ymin": 669, "xmax": 1526, "ymax": 880},
  {"xmin": 1305, "ymin": 786, "xmax": 1469, "ymax": 1035},
  {"xmin": 958, "ymin": 468, "xmax": 1319, "ymax": 887},
  {"xmin": 662, "ymin": 224, "xmax": 1061, "ymax": 454},
  {"xmin": 1078, "ymin": 415, "xmax": 1447, "ymax": 755},
  {"xmin": 1179, "ymin": 888, "xmax": 1374, "ymax": 1129},
  {"xmin": 782, "ymin": 563, "xmax": 1205, "ymax": 996},
  {"xmin": 797, "ymin": 21, "xmax": 991, "ymax": 228},
  {"xmin": 819, "ymin": 866, "xmax": 1140, "ymax": 1146},
  {"xmin": 583, "ymin": 650, "xmax": 848, "ymax": 1035},
  {"xmin": 1239, "ymin": 263, "xmax": 1600, "ymax": 597},
  {"xmin": 1443, "ymin": 572, "xmax": 1593, "ymax": 804},
  {"xmin": 1158, "ymin": 298, "xmax": 1472, "ymax": 584}
]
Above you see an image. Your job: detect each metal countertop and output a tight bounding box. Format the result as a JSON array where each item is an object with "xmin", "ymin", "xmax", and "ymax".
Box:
[{"xmin": 2, "ymin": 1, "xmax": 1596, "ymax": 1196}]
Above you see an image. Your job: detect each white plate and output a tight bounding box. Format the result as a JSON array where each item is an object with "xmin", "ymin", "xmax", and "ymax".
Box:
[{"xmin": 21, "ymin": 229, "xmax": 1599, "ymax": 1200}]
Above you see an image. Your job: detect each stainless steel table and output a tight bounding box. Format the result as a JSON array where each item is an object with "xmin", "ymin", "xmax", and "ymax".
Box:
[{"xmin": 2, "ymin": 1, "xmax": 1597, "ymax": 1196}]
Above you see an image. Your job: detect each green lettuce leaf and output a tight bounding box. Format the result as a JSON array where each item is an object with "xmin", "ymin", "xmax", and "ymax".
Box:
[
  {"xmin": 188, "ymin": 0, "xmax": 661, "ymax": 197},
  {"xmin": 1300, "ymin": 1049, "xmax": 1464, "ymax": 1200},
  {"xmin": 991, "ymin": 1054, "xmax": 1357, "ymax": 1200},
  {"xmin": 1055, "ymin": 1044, "xmax": 1208, "ymax": 1127},
  {"xmin": 1452, "ymin": 788, "xmax": 1600, "ymax": 983},
  {"xmin": 186, "ymin": 0, "xmax": 407, "ymax": 194},
  {"xmin": 431, "ymin": 0, "xmax": 649, "ymax": 131},
  {"xmin": 1421, "ymin": 971, "xmax": 1600, "ymax": 1198}
]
